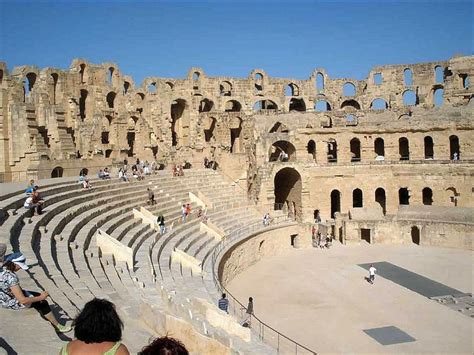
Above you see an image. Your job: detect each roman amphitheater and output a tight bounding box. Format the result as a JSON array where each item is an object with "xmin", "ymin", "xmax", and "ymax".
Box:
[{"xmin": 0, "ymin": 56, "xmax": 472, "ymax": 354}]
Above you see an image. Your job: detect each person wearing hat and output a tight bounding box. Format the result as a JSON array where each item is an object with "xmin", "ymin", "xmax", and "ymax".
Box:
[{"xmin": 0, "ymin": 252, "xmax": 71, "ymax": 333}]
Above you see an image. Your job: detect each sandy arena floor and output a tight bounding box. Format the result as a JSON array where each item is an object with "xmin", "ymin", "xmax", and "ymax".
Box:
[{"xmin": 227, "ymin": 243, "xmax": 473, "ymax": 354}]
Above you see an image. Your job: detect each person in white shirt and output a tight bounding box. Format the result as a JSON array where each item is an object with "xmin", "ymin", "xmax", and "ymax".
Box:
[{"xmin": 369, "ymin": 264, "xmax": 377, "ymax": 284}]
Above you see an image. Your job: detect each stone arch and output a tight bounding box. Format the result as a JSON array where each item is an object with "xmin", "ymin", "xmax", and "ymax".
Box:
[
  {"xmin": 371, "ymin": 98, "xmax": 388, "ymax": 110},
  {"xmin": 269, "ymin": 140, "xmax": 296, "ymax": 162},
  {"xmin": 411, "ymin": 226, "xmax": 420, "ymax": 244},
  {"xmin": 307, "ymin": 139, "xmax": 316, "ymax": 162},
  {"xmin": 147, "ymin": 82, "xmax": 157, "ymax": 94},
  {"xmin": 269, "ymin": 122, "xmax": 289, "ymax": 133},
  {"xmin": 327, "ymin": 139, "xmax": 337, "ymax": 163},
  {"xmin": 253, "ymin": 99, "xmax": 278, "ymax": 111},
  {"xmin": 315, "ymin": 100, "xmax": 331, "ymax": 112},
  {"xmin": 289, "ymin": 98, "xmax": 306, "ymax": 112},
  {"xmin": 403, "ymin": 90, "xmax": 417, "ymax": 106},
  {"xmin": 353, "ymin": 188, "xmax": 363, "ymax": 207},
  {"xmin": 106, "ymin": 91, "xmax": 116, "ymax": 109},
  {"xmin": 51, "ymin": 166, "xmax": 63, "ymax": 178},
  {"xmin": 435, "ymin": 65, "xmax": 444, "ymax": 84},
  {"xmin": 285, "ymin": 83, "xmax": 299, "ymax": 96},
  {"xmin": 51, "ymin": 73, "xmax": 59, "ymax": 105},
  {"xmin": 123, "ymin": 81, "xmax": 130, "ymax": 95},
  {"xmin": 449, "ymin": 135, "xmax": 460, "ymax": 159},
  {"xmin": 107, "ymin": 67, "xmax": 114, "ymax": 85},
  {"xmin": 230, "ymin": 116, "xmax": 243, "ymax": 153},
  {"xmin": 23, "ymin": 72, "xmax": 37, "ymax": 102},
  {"xmin": 79, "ymin": 63, "xmax": 87, "ymax": 84},
  {"xmin": 350, "ymin": 138, "xmax": 361, "ymax": 162},
  {"xmin": 224, "ymin": 100, "xmax": 241, "ymax": 112},
  {"xmin": 219, "ymin": 81, "xmax": 232, "ymax": 96},
  {"xmin": 446, "ymin": 187, "xmax": 458, "ymax": 206},
  {"xmin": 422, "ymin": 187, "xmax": 433, "ymax": 205},
  {"xmin": 341, "ymin": 99, "xmax": 361, "ymax": 110},
  {"xmin": 375, "ymin": 187, "xmax": 386, "ymax": 214},
  {"xmin": 171, "ymin": 99, "xmax": 189, "ymax": 147},
  {"xmin": 330, "ymin": 189, "xmax": 341, "ymax": 218},
  {"xmin": 343, "ymin": 82, "xmax": 356, "ymax": 96},
  {"xmin": 399, "ymin": 187, "xmax": 410, "ymax": 205},
  {"xmin": 203, "ymin": 116, "xmax": 217, "ymax": 142},
  {"xmin": 433, "ymin": 88, "xmax": 444, "ymax": 107},
  {"xmin": 316, "ymin": 72, "xmax": 324, "ymax": 91},
  {"xmin": 404, "ymin": 68, "xmax": 413, "ymax": 86},
  {"xmin": 199, "ymin": 98, "xmax": 214, "ymax": 113},
  {"xmin": 399, "ymin": 137, "xmax": 410, "ymax": 160},
  {"xmin": 424, "ymin": 136, "xmax": 434, "ymax": 159},
  {"xmin": 274, "ymin": 167, "xmax": 302, "ymax": 220},
  {"xmin": 374, "ymin": 137, "xmax": 385, "ymax": 157}
]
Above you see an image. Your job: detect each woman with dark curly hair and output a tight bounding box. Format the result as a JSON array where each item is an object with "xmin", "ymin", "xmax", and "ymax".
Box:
[
  {"xmin": 140, "ymin": 336, "xmax": 188, "ymax": 355},
  {"xmin": 60, "ymin": 298, "xmax": 130, "ymax": 355}
]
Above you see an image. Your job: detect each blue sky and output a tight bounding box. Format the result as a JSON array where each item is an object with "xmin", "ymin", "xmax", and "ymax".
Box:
[{"xmin": 0, "ymin": 0, "xmax": 472, "ymax": 85}]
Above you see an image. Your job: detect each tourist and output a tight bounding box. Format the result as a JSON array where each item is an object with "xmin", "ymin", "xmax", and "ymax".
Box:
[
  {"xmin": 103, "ymin": 167, "xmax": 111, "ymax": 179},
  {"xmin": 82, "ymin": 178, "xmax": 91, "ymax": 189},
  {"xmin": 118, "ymin": 168, "xmax": 129, "ymax": 182},
  {"xmin": 368, "ymin": 264, "xmax": 377, "ymax": 284},
  {"xmin": 31, "ymin": 187, "xmax": 44, "ymax": 215},
  {"xmin": 453, "ymin": 152, "xmax": 459, "ymax": 161},
  {"xmin": 157, "ymin": 213, "xmax": 165, "ymax": 235},
  {"xmin": 0, "ymin": 252, "xmax": 72, "ymax": 333},
  {"xmin": 181, "ymin": 204, "xmax": 187, "ymax": 223},
  {"xmin": 185, "ymin": 203, "xmax": 192, "ymax": 218},
  {"xmin": 140, "ymin": 336, "xmax": 188, "ymax": 355},
  {"xmin": 263, "ymin": 213, "xmax": 270, "ymax": 226},
  {"xmin": 204, "ymin": 157, "xmax": 209, "ymax": 168},
  {"xmin": 241, "ymin": 297, "xmax": 254, "ymax": 327},
  {"xmin": 60, "ymin": 298, "xmax": 129, "ymax": 355},
  {"xmin": 218, "ymin": 293, "xmax": 229, "ymax": 313},
  {"xmin": 25, "ymin": 179, "xmax": 35, "ymax": 196},
  {"xmin": 319, "ymin": 234, "xmax": 326, "ymax": 249},
  {"xmin": 24, "ymin": 194, "xmax": 40, "ymax": 222},
  {"xmin": 147, "ymin": 188, "xmax": 155, "ymax": 205}
]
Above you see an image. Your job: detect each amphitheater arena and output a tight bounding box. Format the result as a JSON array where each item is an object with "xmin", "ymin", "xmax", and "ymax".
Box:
[{"xmin": 0, "ymin": 56, "xmax": 472, "ymax": 354}]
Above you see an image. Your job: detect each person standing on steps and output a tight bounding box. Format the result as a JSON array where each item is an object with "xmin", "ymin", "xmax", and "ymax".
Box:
[
  {"xmin": 157, "ymin": 213, "xmax": 165, "ymax": 235},
  {"xmin": 241, "ymin": 297, "xmax": 254, "ymax": 327},
  {"xmin": 369, "ymin": 264, "xmax": 377, "ymax": 284},
  {"xmin": 218, "ymin": 293, "xmax": 229, "ymax": 313}
]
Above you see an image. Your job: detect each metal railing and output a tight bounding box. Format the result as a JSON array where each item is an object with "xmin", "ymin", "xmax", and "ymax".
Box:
[{"xmin": 210, "ymin": 221, "xmax": 317, "ymax": 354}]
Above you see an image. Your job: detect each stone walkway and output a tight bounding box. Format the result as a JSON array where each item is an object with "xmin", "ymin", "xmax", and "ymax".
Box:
[{"xmin": 227, "ymin": 243, "xmax": 473, "ymax": 354}]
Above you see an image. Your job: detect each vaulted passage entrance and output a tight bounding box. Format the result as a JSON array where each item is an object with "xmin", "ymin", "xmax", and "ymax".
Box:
[{"xmin": 274, "ymin": 167, "xmax": 302, "ymax": 220}]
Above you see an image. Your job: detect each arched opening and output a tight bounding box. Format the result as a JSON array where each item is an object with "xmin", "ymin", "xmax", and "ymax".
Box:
[
  {"xmin": 171, "ymin": 99, "xmax": 187, "ymax": 147},
  {"xmin": 327, "ymin": 139, "xmax": 337, "ymax": 163},
  {"xmin": 123, "ymin": 81, "xmax": 130, "ymax": 95},
  {"xmin": 353, "ymin": 188, "xmax": 363, "ymax": 207},
  {"xmin": 148, "ymin": 82, "xmax": 157, "ymax": 94},
  {"xmin": 274, "ymin": 167, "xmax": 302, "ymax": 220},
  {"xmin": 225, "ymin": 100, "xmax": 241, "ymax": 112},
  {"xmin": 51, "ymin": 166, "xmax": 63, "ymax": 178},
  {"xmin": 254, "ymin": 73, "xmax": 263, "ymax": 91},
  {"xmin": 199, "ymin": 98, "xmax": 214, "ymax": 113},
  {"xmin": 269, "ymin": 122, "xmax": 289, "ymax": 133},
  {"xmin": 399, "ymin": 188, "xmax": 410, "ymax": 205},
  {"xmin": 289, "ymin": 98, "xmax": 306, "ymax": 111},
  {"xmin": 106, "ymin": 92, "xmax": 116, "ymax": 109},
  {"xmin": 307, "ymin": 140, "xmax": 316, "ymax": 162},
  {"xmin": 404, "ymin": 68, "xmax": 413, "ymax": 86},
  {"xmin": 107, "ymin": 67, "xmax": 114, "ymax": 85},
  {"xmin": 411, "ymin": 226, "xmax": 420, "ymax": 245},
  {"xmin": 374, "ymin": 138, "xmax": 385, "ymax": 158},
  {"xmin": 422, "ymin": 187, "xmax": 433, "ymax": 205},
  {"xmin": 345, "ymin": 114, "xmax": 357, "ymax": 125},
  {"xmin": 79, "ymin": 89, "xmax": 88, "ymax": 121},
  {"xmin": 24, "ymin": 72, "xmax": 37, "ymax": 101},
  {"xmin": 51, "ymin": 73, "xmax": 59, "ymax": 105},
  {"xmin": 285, "ymin": 83, "xmax": 299, "ymax": 96},
  {"xmin": 219, "ymin": 81, "xmax": 232, "ymax": 96},
  {"xmin": 127, "ymin": 116, "xmax": 139, "ymax": 157},
  {"xmin": 315, "ymin": 100, "xmax": 331, "ymax": 112},
  {"xmin": 192, "ymin": 72, "xmax": 200, "ymax": 81},
  {"xmin": 269, "ymin": 141, "xmax": 296, "ymax": 162},
  {"xmin": 316, "ymin": 72, "xmax": 324, "ymax": 91},
  {"xmin": 434, "ymin": 88, "xmax": 444, "ymax": 107},
  {"xmin": 460, "ymin": 74, "xmax": 470, "ymax": 89},
  {"xmin": 203, "ymin": 117, "xmax": 217, "ymax": 142},
  {"xmin": 341, "ymin": 100, "xmax": 361, "ymax": 110},
  {"xmin": 399, "ymin": 137, "xmax": 410, "ymax": 160},
  {"xmin": 343, "ymin": 82, "xmax": 356, "ymax": 96},
  {"xmin": 330, "ymin": 190, "xmax": 341, "ymax": 219},
  {"xmin": 375, "ymin": 188, "xmax": 386, "ymax": 214},
  {"xmin": 373, "ymin": 72, "xmax": 382, "ymax": 85},
  {"xmin": 435, "ymin": 65, "xmax": 444, "ymax": 84},
  {"xmin": 79, "ymin": 168, "xmax": 89, "ymax": 176},
  {"xmin": 446, "ymin": 187, "xmax": 458, "ymax": 206},
  {"xmin": 350, "ymin": 138, "xmax": 361, "ymax": 162},
  {"xmin": 449, "ymin": 135, "xmax": 460, "ymax": 160},
  {"xmin": 424, "ymin": 136, "xmax": 434, "ymax": 159},
  {"xmin": 79, "ymin": 63, "xmax": 86, "ymax": 84},
  {"xmin": 253, "ymin": 100, "xmax": 277, "ymax": 112},
  {"xmin": 230, "ymin": 117, "xmax": 242, "ymax": 153},
  {"xmin": 403, "ymin": 90, "xmax": 417, "ymax": 106},
  {"xmin": 371, "ymin": 98, "xmax": 388, "ymax": 110}
]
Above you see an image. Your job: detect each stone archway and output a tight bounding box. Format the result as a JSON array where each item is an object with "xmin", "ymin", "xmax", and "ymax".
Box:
[{"xmin": 274, "ymin": 167, "xmax": 302, "ymax": 220}]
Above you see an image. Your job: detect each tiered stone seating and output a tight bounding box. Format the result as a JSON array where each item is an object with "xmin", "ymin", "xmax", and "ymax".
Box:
[{"xmin": 0, "ymin": 168, "xmax": 294, "ymax": 353}]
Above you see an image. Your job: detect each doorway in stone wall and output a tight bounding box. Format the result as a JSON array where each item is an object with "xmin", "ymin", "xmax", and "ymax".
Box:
[
  {"xmin": 411, "ymin": 226, "xmax": 420, "ymax": 245},
  {"xmin": 361, "ymin": 228, "xmax": 371, "ymax": 243},
  {"xmin": 274, "ymin": 167, "xmax": 302, "ymax": 220}
]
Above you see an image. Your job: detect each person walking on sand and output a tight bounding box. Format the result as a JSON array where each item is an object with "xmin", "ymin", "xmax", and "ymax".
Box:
[{"xmin": 369, "ymin": 264, "xmax": 377, "ymax": 284}]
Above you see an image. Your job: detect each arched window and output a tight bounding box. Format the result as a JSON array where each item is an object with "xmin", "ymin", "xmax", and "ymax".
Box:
[
  {"xmin": 449, "ymin": 135, "xmax": 460, "ymax": 160},
  {"xmin": 51, "ymin": 73, "xmax": 59, "ymax": 105},
  {"xmin": 285, "ymin": 83, "xmax": 299, "ymax": 96},
  {"xmin": 411, "ymin": 226, "xmax": 420, "ymax": 244},
  {"xmin": 353, "ymin": 188, "xmax": 363, "ymax": 208},
  {"xmin": 79, "ymin": 89, "xmax": 88, "ymax": 120},
  {"xmin": 350, "ymin": 138, "xmax": 361, "ymax": 162},
  {"xmin": 375, "ymin": 188, "xmax": 386, "ymax": 214},
  {"xmin": 225, "ymin": 100, "xmax": 241, "ymax": 112},
  {"xmin": 424, "ymin": 136, "xmax": 434, "ymax": 159},
  {"xmin": 399, "ymin": 137, "xmax": 409, "ymax": 160},
  {"xmin": 399, "ymin": 188, "xmax": 410, "ymax": 205},
  {"xmin": 199, "ymin": 98, "xmax": 214, "ymax": 113},
  {"xmin": 107, "ymin": 67, "xmax": 114, "ymax": 85},
  {"xmin": 435, "ymin": 66, "xmax": 443, "ymax": 84},
  {"xmin": 422, "ymin": 187, "xmax": 433, "ymax": 205},
  {"xmin": 79, "ymin": 63, "xmax": 86, "ymax": 84},
  {"xmin": 255, "ymin": 73, "xmax": 263, "ymax": 80},
  {"xmin": 316, "ymin": 72, "xmax": 324, "ymax": 91},
  {"xmin": 371, "ymin": 98, "xmax": 388, "ymax": 110},
  {"xmin": 374, "ymin": 138, "xmax": 385, "ymax": 157},
  {"xmin": 404, "ymin": 68, "xmax": 413, "ymax": 86},
  {"xmin": 307, "ymin": 140, "xmax": 316, "ymax": 162},
  {"xmin": 330, "ymin": 190, "xmax": 341, "ymax": 218},
  {"xmin": 24, "ymin": 72, "xmax": 37, "ymax": 101},
  {"xmin": 403, "ymin": 90, "xmax": 417, "ymax": 106},
  {"xmin": 289, "ymin": 98, "xmax": 305, "ymax": 111},
  {"xmin": 219, "ymin": 81, "xmax": 232, "ymax": 96},
  {"xmin": 192, "ymin": 72, "xmax": 200, "ymax": 81},
  {"xmin": 51, "ymin": 166, "xmax": 63, "ymax": 178},
  {"xmin": 106, "ymin": 92, "xmax": 116, "ymax": 109},
  {"xmin": 148, "ymin": 82, "xmax": 157, "ymax": 94},
  {"xmin": 434, "ymin": 88, "xmax": 444, "ymax": 107},
  {"xmin": 460, "ymin": 74, "xmax": 470, "ymax": 89},
  {"xmin": 253, "ymin": 100, "xmax": 277, "ymax": 111},
  {"xmin": 123, "ymin": 81, "xmax": 130, "ymax": 95},
  {"xmin": 341, "ymin": 100, "xmax": 361, "ymax": 110},
  {"xmin": 343, "ymin": 82, "xmax": 356, "ymax": 96},
  {"xmin": 327, "ymin": 139, "xmax": 337, "ymax": 163},
  {"xmin": 315, "ymin": 100, "xmax": 331, "ymax": 112},
  {"xmin": 373, "ymin": 73, "xmax": 382, "ymax": 85}
]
